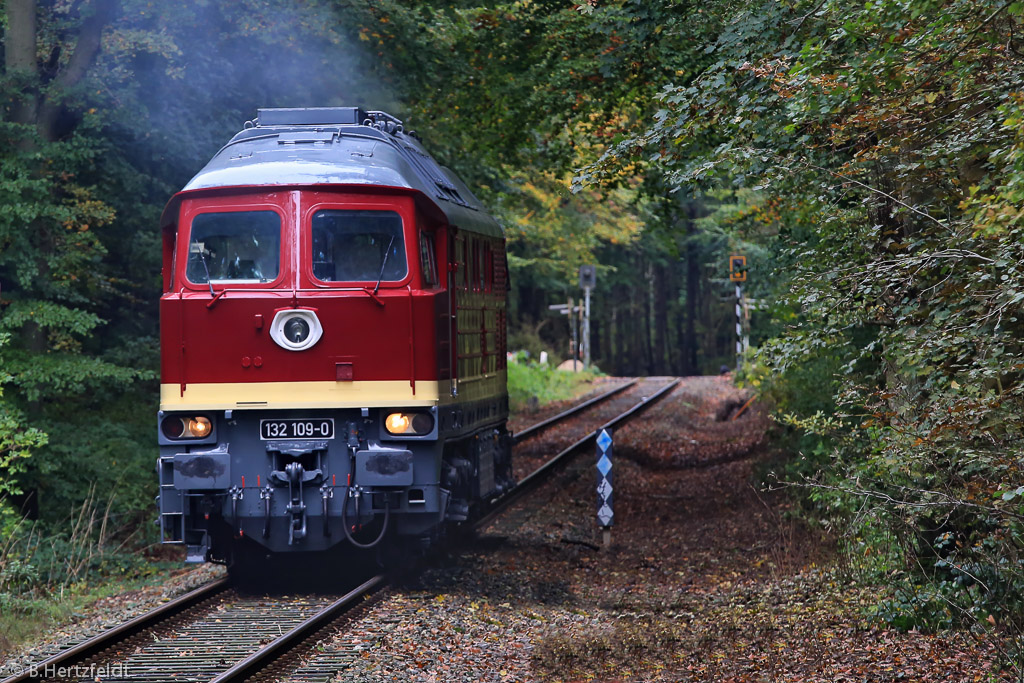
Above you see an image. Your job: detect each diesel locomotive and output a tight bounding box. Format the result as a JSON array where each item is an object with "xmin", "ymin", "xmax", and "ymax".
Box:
[{"xmin": 156, "ymin": 107, "xmax": 511, "ymax": 568}]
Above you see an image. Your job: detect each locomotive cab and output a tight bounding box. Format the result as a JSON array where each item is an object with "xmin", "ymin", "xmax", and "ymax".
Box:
[{"xmin": 156, "ymin": 108, "xmax": 511, "ymax": 567}]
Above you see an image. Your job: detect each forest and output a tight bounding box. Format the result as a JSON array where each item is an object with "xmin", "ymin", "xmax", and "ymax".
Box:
[{"xmin": 2, "ymin": 0, "xmax": 1024, "ymax": 663}]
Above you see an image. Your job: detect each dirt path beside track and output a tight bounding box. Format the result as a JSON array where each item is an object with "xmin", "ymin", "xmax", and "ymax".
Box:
[
  {"xmin": 332, "ymin": 376, "xmax": 1011, "ymax": 682},
  {"xmin": 6, "ymin": 376, "xmax": 1011, "ymax": 682}
]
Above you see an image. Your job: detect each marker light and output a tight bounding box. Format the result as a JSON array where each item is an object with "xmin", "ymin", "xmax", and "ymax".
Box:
[{"xmin": 384, "ymin": 412, "xmax": 434, "ymax": 436}]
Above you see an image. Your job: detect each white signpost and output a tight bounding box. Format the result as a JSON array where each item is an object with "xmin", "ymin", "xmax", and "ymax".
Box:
[
  {"xmin": 579, "ymin": 265, "xmax": 596, "ymax": 369},
  {"xmin": 596, "ymin": 428, "xmax": 613, "ymax": 547}
]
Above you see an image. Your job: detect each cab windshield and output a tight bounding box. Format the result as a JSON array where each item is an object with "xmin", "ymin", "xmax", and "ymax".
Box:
[
  {"xmin": 311, "ymin": 210, "xmax": 407, "ymax": 283},
  {"xmin": 186, "ymin": 211, "xmax": 281, "ymax": 284}
]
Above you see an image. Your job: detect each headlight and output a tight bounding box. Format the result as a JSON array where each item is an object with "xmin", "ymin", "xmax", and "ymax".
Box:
[
  {"xmin": 161, "ymin": 415, "xmax": 213, "ymax": 439},
  {"xmin": 384, "ymin": 412, "xmax": 434, "ymax": 435},
  {"xmin": 269, "ymin": 309, "xmax": 322, "ymax": 351},
  {"xmin": 283, "ymin": 316, "xmax": 310, "ymax": 344},
  {"xmin": 187, "ymin": 416, "xmax": 213, "ymax": 437},
  {"xmin": 385, "ymin": 413, "xmax": 410, "ymax": 433}
]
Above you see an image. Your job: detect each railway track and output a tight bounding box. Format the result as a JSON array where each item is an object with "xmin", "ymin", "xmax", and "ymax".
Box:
[
  {"xmin": 510, "ymin": 377, "xmax": 638, "ymax": 444},
  {"xmin": 3, "ymin": 377, "xmax": 678, "ymax": 683},
  {"xmin": 480, "ymin": 377, "xmax": 679, "ymax": 529}
]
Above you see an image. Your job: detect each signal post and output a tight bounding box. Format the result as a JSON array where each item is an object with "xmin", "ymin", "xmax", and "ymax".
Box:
[{"xmin": 729, "ymin": 255, "xmax": 748, "ymax": 370}]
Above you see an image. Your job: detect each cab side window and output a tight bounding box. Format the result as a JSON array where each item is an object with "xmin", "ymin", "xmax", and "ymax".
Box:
[{"xmin": 419, "ymin": 232, "xmax": 438, "ymax": 287}]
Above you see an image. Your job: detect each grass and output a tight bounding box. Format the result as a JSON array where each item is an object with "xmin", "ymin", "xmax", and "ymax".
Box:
[
  {"xmin": 506, "ymin": 361, "xmax": 603, "ymax": 412},
  {"xmin": 0, "ymin": 562, "xmax": 184, "ymax": 654},
  {"xmin": 0, "ymin": 489, "xmax": 184, "ymax": 656}
]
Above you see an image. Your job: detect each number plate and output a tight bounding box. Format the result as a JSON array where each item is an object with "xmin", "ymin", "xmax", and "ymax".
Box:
[{"xmin": 260, "ymin": 418, "xmax": 335, "ymax": 440}]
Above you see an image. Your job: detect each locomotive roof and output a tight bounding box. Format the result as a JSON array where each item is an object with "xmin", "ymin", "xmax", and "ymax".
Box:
[{"xmin": 176, "ymin": 107, "xmax": 502, "ymax": 238}]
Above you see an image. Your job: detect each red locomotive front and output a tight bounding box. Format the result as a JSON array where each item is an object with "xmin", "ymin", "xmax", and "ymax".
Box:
[{"xmin": 156, "ymin": 108, "xmax": 510, "ymax": 571}]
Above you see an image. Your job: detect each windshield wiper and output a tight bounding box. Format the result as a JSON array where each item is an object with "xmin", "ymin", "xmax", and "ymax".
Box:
[
  {"xmin": 192, "ymin": 239, "xmax": 231, "ymax": 309},
  {"xmin": 192, "ymin": 238, "xmax": 215, "ymax": 297},
  {"xmin": 373, "ymin": 234, "xmax": 396, "ymax": 295}
]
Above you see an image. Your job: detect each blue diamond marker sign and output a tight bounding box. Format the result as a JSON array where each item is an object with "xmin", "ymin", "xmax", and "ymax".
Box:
[{"xmin": 596, "ymin": 428, "xmax": 613, "ymax": 529}]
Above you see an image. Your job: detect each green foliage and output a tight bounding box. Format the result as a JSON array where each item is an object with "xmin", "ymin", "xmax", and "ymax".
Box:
[
  {"xmin": 0, "ymin": 0, "xmax": 395, "ymax": 531},
  {"xmin": 0, "ymin": 489, "xmax": 172, "ymax": 652},
  {"xmin": 1, "ymin": 492, "xmax": 149, "ymax": 595},
  {"xmin": 0, "ymin": 403, "xmax": 45, "ymax": 504},
  {"xmin": 333, "ymin": 1, "xmax": 717, "ymax": 291},
  {"xmin": 507, "ymin": 360, "xmax": 602, "ymax": 413},
  {"xmin": 33, "ymin": 392, "xmax": 161, "ymax": 524},
  {"xmin": 503, "ymin": 171, "xmax": 645, "ymax": 285},
  {"xmin": 574, "ymin": 0, "xmax": 1024, "ymax": 647},
  {"xmin": 0, "ymin": 333, "xmax": 47, "ymax": 529}
]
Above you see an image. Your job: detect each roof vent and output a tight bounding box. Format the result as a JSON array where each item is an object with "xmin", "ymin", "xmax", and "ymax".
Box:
[{"xmin": 257, "ymin": 107, "xmax": 368, "ymax": 127}]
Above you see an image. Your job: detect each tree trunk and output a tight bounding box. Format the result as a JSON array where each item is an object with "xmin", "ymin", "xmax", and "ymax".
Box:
[
  {"xmin": 643, "ymin": 258, "xmax": 654, "ymax": 374},
  {"xmin": 5, "ymin": 0, "xmax": 113, "ymax": 140},
  {"xmin": 5, "ymin": 0, "xmax": 40, "ymax": 127},
  {"xmin": 623, "ymin": 284, "xmax": 633, "ymax": 375},
  {"xmin": 671, "ymin": 262, "xmax": 682, "ymax": 374},
  {"xmin": 682, "ymin": 201, "xmax": 700, "ymax": 375},
  {"xmin": 614, "ymin": 294, "xmax": 622, "ymax": 374},
  {"xmin": 610, "ymin": 301, "xmax": 619, "ymax": 375},
  {"xmin": 632, "ymin": 262, "xmax": 644, "ymax": 375},
  {"xmin": 653, "ymin": 261, "xmax": 668, "ymax": 374}
]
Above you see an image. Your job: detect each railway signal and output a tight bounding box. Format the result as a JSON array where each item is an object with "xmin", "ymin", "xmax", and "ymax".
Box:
[
  {"xmin": 729, "ymin": 254, "xmax": 747, "ymax": 282},
  {"xmin": 596, "ymin": 427, "xmax": 613, "ymax": 547}
]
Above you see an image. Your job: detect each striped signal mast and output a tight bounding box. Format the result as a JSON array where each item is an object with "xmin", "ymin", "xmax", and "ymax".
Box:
[{"xmin": 729, "ymin": 255, "xmax": 748, "ymax": 370}]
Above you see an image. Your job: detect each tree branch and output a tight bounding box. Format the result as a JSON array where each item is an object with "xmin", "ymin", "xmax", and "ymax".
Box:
[
  {"xmin": 926, "ymin": 0, "xmax": 1015, "ymax": 77},
  {"xmin": 771, "ymin": 475, "xmax": 1024, "ymax": 522},
  {"xmin": 789, "ymin": 0, "xmax": 830, "ymax": 32},
  {"xmin": 36, "ymin": 0, "xmax": 116, "ymax": 139},
  {"xmin": 54, "ymin": 0, "xmax": 116, "ymax": 92},
  {"xmin": 802, "ymin": 160, "xmax": 949, "ymax": 229}
]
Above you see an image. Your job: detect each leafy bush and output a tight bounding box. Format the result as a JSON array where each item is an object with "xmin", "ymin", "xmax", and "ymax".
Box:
[
  {"xmin": 507, "ymin": 358, "xmax": 603, "ymax": 412},
  {"xmin": 591, "ymin": 0, "xmax": 1024, "ymax": 666},
  {"xmin": 0, "ymin": 487, "xmax": 153, "ymax": 603},
  {"xmin": 0, "ymin": 331, "xmax": 48, "ymax": 552}
]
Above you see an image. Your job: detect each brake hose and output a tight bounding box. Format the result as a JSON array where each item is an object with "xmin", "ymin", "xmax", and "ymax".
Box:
[{"xmin": 341, "ymin": 490, "xmax": 390, "ymax": 548}]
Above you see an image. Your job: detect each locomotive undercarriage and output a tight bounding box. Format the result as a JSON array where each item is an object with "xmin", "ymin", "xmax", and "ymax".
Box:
[{"xmin": 158, "ymin": 406, "xmax": 513, "ymax": 565}]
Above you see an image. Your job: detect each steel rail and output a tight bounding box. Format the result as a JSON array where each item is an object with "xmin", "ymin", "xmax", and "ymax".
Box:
[
  {"xmin": 0, "ymin": 577, "xmax": 231, "ymax": 683},
  {"xmin": 208, "ymin": 574, "xmax": 385, "ymax": 683},
  {"xmin": 512, "ymin": 378, "xmax": 638, "ymax": 444},
  {"xmin": 5, "ymin": 378, "xmax": 674, "ymax": 683},
  {"xmin": 205, "ymin": 378, "xmax": 678, "ymax": 681},
  {"xmin": 255, "ymin": 378, "xmax": 680, "ymax": 680},
  {"xmin": 476, "ymin": 378, "xmax": 680, "ymax": 530}
]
